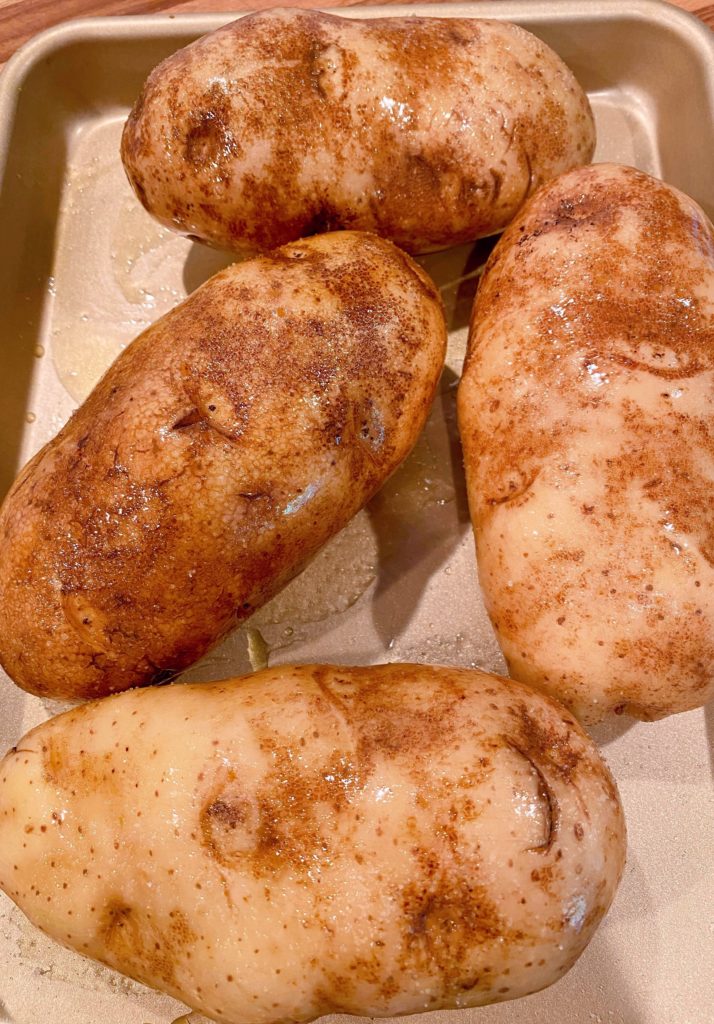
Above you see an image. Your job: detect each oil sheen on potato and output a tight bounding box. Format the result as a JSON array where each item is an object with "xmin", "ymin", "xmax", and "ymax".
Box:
[
  {"xmin": 0, "ymin": 664, "xmax": 626, "ymax": 1024},
  {"xmin": 459, "ymin": 163, "xmax": 714, "ymax": 723},
  {"xmin": 122, "ymin": 10, "xmax": 595, "ymax": 254},
  {"xmin": 0, "ymin": 232, "xmax": 446, "ymax": 700}
]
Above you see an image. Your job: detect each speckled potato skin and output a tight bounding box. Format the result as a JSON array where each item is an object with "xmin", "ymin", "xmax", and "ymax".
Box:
[
  {"xmin": 121, "ymin": 9, "xmax": 595, "ymax": 255},
  {"xmin": 0, "ymin": 664, "xmax": 625, "ymax": 1023},
  {"xmin": 458, "ymin": 163, "xmax": 714, "ymax": 724},
  {"xmin": 0, "ymin": 232, "xmax": 446, "ymax": 701}
]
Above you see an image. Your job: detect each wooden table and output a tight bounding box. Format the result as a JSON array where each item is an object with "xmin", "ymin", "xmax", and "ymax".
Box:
[{"xmin": 0, "ymin": 0, "xmax": 710, "ymax": 66}]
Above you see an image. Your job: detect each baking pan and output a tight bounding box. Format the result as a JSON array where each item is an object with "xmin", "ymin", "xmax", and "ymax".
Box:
[{"xmin": 0, "ymin": 2, "xmax": 712, "ymax": 1022}]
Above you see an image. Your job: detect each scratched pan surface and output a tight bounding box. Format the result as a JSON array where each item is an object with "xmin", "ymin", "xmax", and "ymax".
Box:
[{"xmin": 0, "ymin": 2, "xmax": 712, "ymax": 1022}]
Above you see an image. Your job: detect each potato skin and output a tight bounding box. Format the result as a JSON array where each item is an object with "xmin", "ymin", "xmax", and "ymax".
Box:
[
  {"xmin": 0, "ymin": 663, "xmax": 625, "ymax": 1023},
  {"xmin": 458, "ymin": 163, "xmax": 714, "ymax": 723},
  {"xmin": 0, "ymin": 231, "xmax": 445, "ymax": 700},
  {"xmin": 121, "ymin": 9, "xmax": 595, "ymax": 255}
]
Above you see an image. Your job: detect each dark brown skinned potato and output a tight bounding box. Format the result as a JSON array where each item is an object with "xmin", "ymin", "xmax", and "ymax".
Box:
[
  {"xmin": 121, "ymin": 9, "xmax": 595, "ymax": 255},
  {"xmin": 0, "ymin": 232, "xmax": 446, "ymax": 700}
]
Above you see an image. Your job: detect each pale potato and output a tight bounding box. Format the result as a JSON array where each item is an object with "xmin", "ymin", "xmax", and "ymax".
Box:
[
  {"xmin": 0, "ymin": 663, "xmax": 625, "ymax": 1023},
  {"xmin": 458, "ymin": 163, "xmax": 714, "ymax": 723},
  {"xmin": 121, "ymin": 9, "xmax": 595, "ymax": 255},
  {"xmin": 0, "ymin": 232, "xmax": 445, "ymax": 701}
]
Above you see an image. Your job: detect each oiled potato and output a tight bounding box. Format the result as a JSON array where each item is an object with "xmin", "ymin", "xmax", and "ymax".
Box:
[
  {"xmin": 0, "ymin": 664, "xmax": 625, "ymax": 1023},
  {"xmin": 121, "ymin": 9, "xmax": 595, "ymax": 255},
  {"xmin": 0, "ymin": 232, "xmax": 446, "ymax": 700},
  {"xmin": 458, "ymin": 163, "xmax": 714, "ymax": 723}
]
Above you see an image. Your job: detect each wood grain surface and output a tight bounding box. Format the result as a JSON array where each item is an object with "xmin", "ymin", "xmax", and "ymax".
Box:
[{"xmin": 0, "ymin": 0, "xmax": 710, "ymax": 67}]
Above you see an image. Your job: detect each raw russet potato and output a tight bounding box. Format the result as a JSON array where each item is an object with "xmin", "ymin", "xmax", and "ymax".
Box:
[
  {"xmin": 458, "ymin": 163, "xmax": 714, "ymax": 723},
  {"xmin": 121, "ymin": 9, "xmax": 595, "ymax": 255},
  {"xmin": 0, "ymin": 663, "xmax": 626, "ymax": 1024},
  {"xmin": 0, "ymin": 231, "xmax": 446, "ymax": 701}
]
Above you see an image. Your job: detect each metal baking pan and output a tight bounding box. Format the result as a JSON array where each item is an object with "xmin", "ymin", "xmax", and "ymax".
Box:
[{"xmin": 0, "ymin": 2, "xmax": 712, "ymax": 1022}]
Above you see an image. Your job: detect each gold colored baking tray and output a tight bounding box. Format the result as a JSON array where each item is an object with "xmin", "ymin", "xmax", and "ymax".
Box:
[{"xmin": 0, "ymin": 2, "xmax": 712, "ymax": 1023}]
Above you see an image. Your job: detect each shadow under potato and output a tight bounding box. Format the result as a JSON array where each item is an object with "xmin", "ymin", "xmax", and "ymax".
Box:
[
  {"xmin": 367, "ymin": 366, "xmax": 471, "ymax": 647},
  {"xmin": 418, "ymin": 233, "xmax": 499, "ymax": 333},
  {"xmin": 0, "ymin": 675, "xmax": 29, "ymax": 753},
  {"xmin": 182, "ymin": 241, "xmax": 240, "ymax": 294},
  {"xmin": 0, "ymin": 102, "xmax": 68, "ymax": 502},
  {"xmin": 587, "ymin": 712, "xmax": 638, "ymax": 748},
  {"xmin": 181, "ymin": 231, "xmax": 500, "ymax": 317},
  {"xmin": 464, "ymin": 922, "xmax": 652, "ymax": 1024}
]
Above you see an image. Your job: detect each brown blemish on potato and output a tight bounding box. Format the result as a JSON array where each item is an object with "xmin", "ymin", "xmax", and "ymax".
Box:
[
  {"xmin": 396, "ymin": 871, "xmax": 515, "ymax": 999},
  {"xmin": 205, "ymin": 794, "xmax": 252, "ymax": 831},
  {"xmin": 98, "ymin": 899, "xmax": 197, "ymax": 987},
  {"xmin": 313, "ymin": 666, "xmax": 467, "ymax": 767},
  {"xmin": 199, "ymin": 746, "xmax": 363, "ymax": 878},
  {"xmin": 529, "ymin": 863, "xmax": 562, "ymax": 898},
  {"xmin": 516, "ymin": 190, "xmax": 617, "ymax": 248},
  {"xmin": 486, "ymin": 467, "xmax": 541, "ymax": 508},
  {"xmin": 509, "ymin": 703, "xmax": 582, "ymax": 785},
  {"xmin": 43, "ymin": 733, "xmax": 122, "ymax": 795},
  {"xmin": 184, "ymin": 86, "xmax": 239, "ymax": 170}
]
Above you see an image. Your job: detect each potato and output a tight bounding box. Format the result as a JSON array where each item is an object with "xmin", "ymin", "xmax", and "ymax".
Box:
[
  {"xmin": 0, "ymin": 231, "xmax": 446, "ymax": 701},
  {"xmin": 121, "ymin": 9, "xmax": 595, "ymax": 255},
  {"xmin": 458, "ymin": 163, "xmax": 714, "ymax": 723},
  {"xmin": 0, "ymin": 663, "xmax": 625, "ymax": 1023}
]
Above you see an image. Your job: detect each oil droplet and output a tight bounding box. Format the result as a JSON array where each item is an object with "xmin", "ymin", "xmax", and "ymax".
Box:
[
  {"xmin": 47, "ymin": 118, "xmax": 197, "ymax": 403},
  {"xmin": 366, "ymin": 398, "xmax": 459, "ymax": 564},
  {"xmin": 251, "ymin": 509, "xmax": 378, "ymax": 627},
  {"xmin": 246, "ymin": 627, "xmax": 269, "ymax": 672},
  {"xmin": 25, "ymin": 412, "xmax": 36, "ymax": 423},
  {"xmin": 389, "ymin": 630, "xmax": 506, "ymax": 677},
  {"xmin": 34, "ymin": 345, "xmax": 44, "ymax": 358}
]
